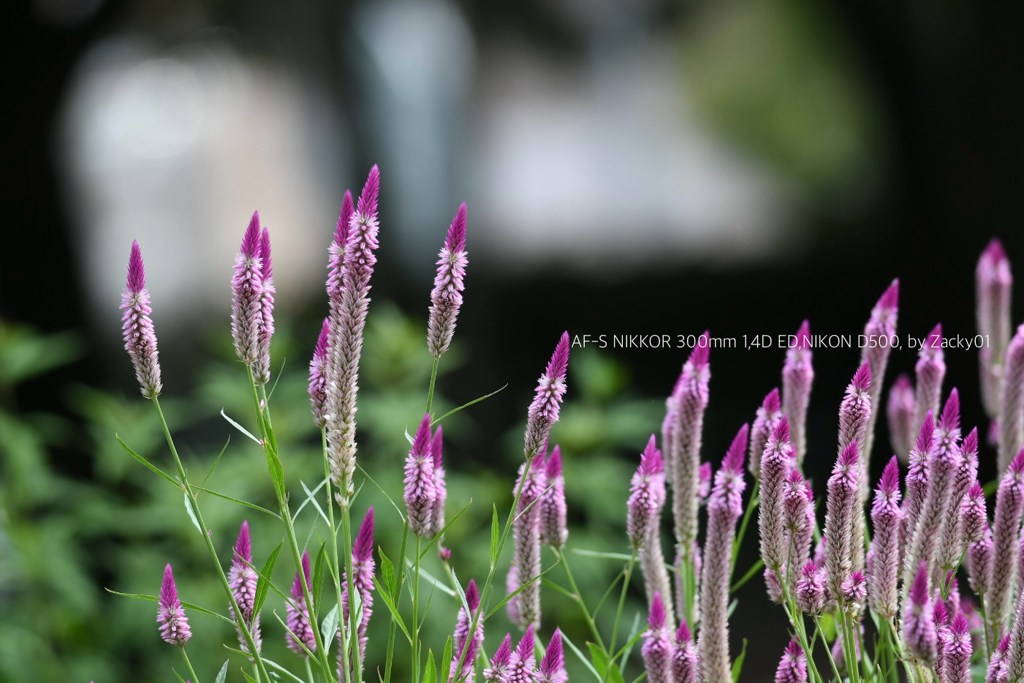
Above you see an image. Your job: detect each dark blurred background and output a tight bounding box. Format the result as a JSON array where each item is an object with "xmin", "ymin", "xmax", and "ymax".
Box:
[{"xmin": 1, "ymin": 0, "xmax": 1022, "ymax": 680}]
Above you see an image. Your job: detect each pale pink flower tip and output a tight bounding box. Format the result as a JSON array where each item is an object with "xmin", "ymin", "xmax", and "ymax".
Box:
[
  {"xmin": 852, "ymin": 362, "xmax": 871, "ymax": 393},
  {"xmin": 724, "ymin": 423, "xmax": 750, "ymax": 472},
  {"xmin": 963, "ymin": 427, "xmax": 979, "ymax": 457},
  {"xmin": 354, "ymin": 507, "xmax": 374, "ymax": 563},
  {"xmin": 764, "ymin": 387, "xmax": 782, "ymax": 413},
  {"xmin": 465, "ymin": 579, "xmax": 480, "ymax": 611},
  {"xmin": 939, "ymin": 388, "xmax": 961, "ymax": 432},
  {"xmin": 879, "ymin": 456, "xmax": 900, "ymax": 494},
  {"xmin": 127, "ymin": 240, "xmax": 145, "ymax": 293},
  {"xmin": 235, "ymin": 520, "xmax": 252, "ymax": 562},
  {"xmin": 689, "ymin": 331, "xmax": 710, "ymax": 367},
  {"xmin": 447, "ymin": 203, "xmax": 468, "ymax": 252},
  {"xmin": 986, "ymin": 238, "xmax": 1008, "ymax": 263},
  {"xmin": 795, "ymin": 320, "xmax": 811, "ymax": 349},
  {"xmin": 951, "ymin": 611, "xmax": 969, "ymax": 635},
  {"xmin": 547, "ymin": 332, "xmax": 571, "ymax": 379},
  {"xmin": 640, "ymin": 436, "xmax": 664, "ymax": 476},
  {"xmin": 932, "ymin": 596, "xmax": 948, "ymax": 626},
  {"xmin": 879, "ymin": 279, "xmax": 899, "ymax": 310},
  {"xmin": 649, "ymin": 591, "xmax": 667, "ymax": 629},
  {"xmin": 772, "ymin": 416, "xmax": 791, "ymax": 447},
  {"xmin": 357, "ymin": 165, "xmax": 380, "ymax": 216},
  {"xmin": 336, "ymin": 190, "xmax": 354, "ymax": 246},
  {"xmin": 894, "ymin": 373, "xmax": 913, "ymax": 392}
]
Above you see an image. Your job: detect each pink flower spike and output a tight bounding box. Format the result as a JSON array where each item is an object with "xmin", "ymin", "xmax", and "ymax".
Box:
[
  {"xmin": 286, "ymin": 552, "xmax": 316, "ymax": 656},
  {"xmin": 231, "ymin": 212, "xmax": 265, "ymax": 368},
  {"xmin": 229, "ymin": 521, "xmax": 261, "ymax": 654},
  {"xmin": 987, "ymin": 446, "xmax": 1024, "ymax": 639},
  {"xmin": 158, "ymin": 564, "xmax": 191, "ymax": 646},
  {"xmin": 539, "ymin": 630, "xmax": 567, "ymax": 683},
  {"xmin": 914, "ymin": 324, "xmax": 945, "ymax": 439},
  {"xmin": 868, "ymin": 456, "xmax": 902, "ymax": 619},
  {"xmin": 121, "ymin": 241, "xmax": 163, "ymax": 398},
  {"xmin": 942, "ymin": 613, "xmax": 972, "ymax": 683},
  {"xmin": 642, "ymin": 592, "xmax": 673, "ymax": 683},
  {"xmin": 977, "ymin": 238, "xmax": 1013, "ymax": 422},
  {"xmin": 749, "ymin": 387, "xmax": 783, "ymax": 475},
  {"xmin": 540, "ymin": 445, "xmax": 568, "ymax": 549},
  {"xmin": 824, "ymin": 441, "xmax": 859, "ymax": 605},
  {"xmin": 904, "ymin": 561, "xmax": 937, "ymax": 663},
  {"xmin": 252, "ymin": 225, "xmax": 276, "ymax": 385},
  {"xmin": 428, "ymin": 203, "xmax": 469, "ymax": 359},
  {"xmin": 629, "ymin": 436, "xmax": 673, "ymax": 622},
  {"xmin": 405, "ymin": 415, "xmax": 437, "ymax": 537},
  {"xmin": 887, "ymin": 374, "xmax": 916, "ymax": 462},
  {"xmin": 759, "ymin": 416, "xmax": 792, "ymax": 574},
  {"xmin": 783, "ymin": 319, "xmax": 814, "ymax": 465},
  {"xmin": 672, "ymin": 618, "xmax": 698, "ymax": 683},
  {"xmin": 774, "ymin": 641, "xmax": 808, "ymax": 683},
  {"xmin": 859, "ymin": 279, "xmax": 899, "ymax": 470},
  {"xmin": 999, "ymin": 326, "xmax": 1024, "ymax": 473},
  {"xmin": 523, "ymin": 332, "xmax": 571, "ymax": 460},
  {"xmin": 508, "ymin": 453, "xmax": 547, "ymax": 629},
  {"xmin": 796, "ymin": 562, "xmax": 826, "ymax": 614},
  {"xmin": 484, "ymin": 634, "xmax": 513, "ymax": 683},
  {"xmin": 431, "ymin": 426, "xmax": 448, "ymax": 537},
  {"xmin": 308, "ymin": 318, "xmax": 331, "ymax": 428}
]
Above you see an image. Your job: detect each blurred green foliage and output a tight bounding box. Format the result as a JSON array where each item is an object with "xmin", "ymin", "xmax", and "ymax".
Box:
[{"xmin": 0, "ymin": 307, "xmax": 663, "ymax": 682}]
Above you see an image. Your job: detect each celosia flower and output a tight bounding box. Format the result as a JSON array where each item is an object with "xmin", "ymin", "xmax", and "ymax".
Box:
[
  {"xmin": 914, "ymin": 324, "xmax": 945, "ymax": 437},
  {"xmin": 642, "ymin": 593, "xmax": 673, "ymax": 683},
  {"xmin": 988, "ymin": 449, "xmax": 1024, "ymax": 637},
  {"xmin": 229, "ymin": 521, "xmax": 261, "ymax": 654},
  {"xmin": 326, "ymin": 168, "xmax": 381, "ymax": 505},
  {"xmin": 428, "ymin": 203, "xmax": 468, "ymax": 359},
  {"xmin": 977, "ymin": 239, "xmax": 1012, "ymax": 420},
  {"xmin": 902, "ymin": 413, "xmax": 935, "ymax": 561},
  {"xmin": 540, "ymin": 446, "xmax": 568, "ymax": 549},
  {"xmin": 968, "ymin": 526, "xmax": 993, "ymax": 596},
  {"xmin": 868, "ymin": 456, "xmax": 902, "ymax": 619},
  {"xmin": 824, "ymin": 442, "xmax": 859, "ymax": 604},
  {"xmin": 943, "ymin": 613, "xmax": 972, "ymax": 683},
  {"xmin": 538, "ymin": 629, "xmax": 567, "ymax": 683},
  {"xmin": 672, "ymin": 620, "xmax": 698, "ymax": 683},
  {"xmin": 628, "ymin": 437, "xmax": 674, "ymax": 624},
  {"xmin": 774, "ymin": 641, "xmax": 807, "ymax": 683},
  {"xmin": 449, "ymin": 579, "xmax": 484, "ymax": 683},
  {"xmin": 253, "ymin": 225, "xmax": 275, "ymax": 385},
  {"xmin": 405, "ymin": 415, "xmax": 438, "ymax": 537},
  {"xmin": 341, "ymin": 507, "xmax": 375, "ymax": 681},
  {"xmin": 698, "ymin": 462, "xmax": 712, "ymax": 501},
  {"xmin": 508, "ymin": 453, "xmax": 547, "ymax": 629},
  {"xmin": 887, "ymin": 373, "xmax": 916, "ymax": 462},
  {"xmin": 989, "ymin": 636, "xmax": 1011, "ymax": 683},
  {"xmin": 759, "ymin": 418, "xmax": 793, "ymax": 575},
  {"xmin": 999, "ymin": 326, "xmax": 1024, "ymax": 474},
  {"xmin": 839, "ymin": 363, "xmax": 872, "ymax": 575},
  {"xmin": 523, "ymin": 332, "xmax": 570, "ymax": 460},
  {"xmin": 782, "ymin": 320, "xmax": 814, "ymax": 465},
  {"xmin": 508, "ymin": 626, "xmax": 537, "ymax": 683},
  {"xmin": 431, "ymin": 426, "xmax": 447, "ymax": 537},
  {"xmin": 121, "ymin": 241, "xmax": 162, "ymax": 398},
  {"xmin": 796, "ymin": 562, "xmax": 826, "ymax": 614},
  {"xmin": 937, "ymin": 426, "xmax": 979, "ymax": 573},
  {"xmin": 308, "ymin": 318, "xmax": 330, "ymax": 428},
  {"xmin": 698, "ymin": 424, "xmax": 747, "ymax": 683},
  {"xmin": 904, "ymin": 561, "xmax": 937, "ymax": 663},
  {"xmin": 840, "ymin": 571, "xmax": 866, "ymax": 611},
  {"xmin": 286, "ymin": 551, "xmax": 316, "ymax": 656},
  {"xmin": 231, "ymin": 212, "xmax": 265, "ymax": 367},
  {"xmin": 484, "ymin": 634, "xmax": 513, "ymax": 683},
  {"xmin": 858, "ymin": 279, "xmax": 899, "ymax": 459},
  {"xmin": 670, "ymin": 334, "xmax": 711, "ymax": 562},
  {"xmin": 749, "ymin": 387, "xmax": 783, "ymax": 476},
  {"xmin": 157, "ymin": 564, "xmax": 191, "ymax": 646},
  {"xmin": 783, "ymin": 468, "xmax": 814, "ymax": 581},
  {"xmin": 1002, "ymin": 582, "xmax": 1024, "ymax": 683},
  {"xmin": 961, "ymin": 482, "xmax": 987, "ymax": 545},
  {"xmin": 764, "ymin": 567, "xmax": 784, "ymax": 604}
]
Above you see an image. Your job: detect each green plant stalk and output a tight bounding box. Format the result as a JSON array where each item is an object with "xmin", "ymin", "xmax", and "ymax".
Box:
[
  {"xmin": 980, "ymin": 594, "xmax": 993, "ymax": 664},
  {"xmin": 180, "ymin": 647, "xmax": 201, "ymax": 683},
  {"xmin": 152, "ymin": 396, "xmax": 270, "ymax": 683},
  {"xmin": 248, "ymin": 373, "xmax": 333, "ymax": 678},
  {"xmin": 304, "ymin": 656, "xmax": 316, "ymax": 683},
  {"xmin": 731, "ymin": 490, "xmax": 759, "ymax": 580},
  {"xmin": 839, "ymin": 606, "xmax": 860, "ymax": 683},
  {"xmin": 601, "ymin": 552, "xmax": 637, "ymax": 683},
  {"xmin": 383, "ymin": 523, "xmax": 410, "ymax": 683},
  {"xmin": 412, "ymin": 535, "xmax": 423, "ymax": 683},
  {"xmin": 426, "ymin": 357, "xmax": 440, "ymax": 415},
  {"xmin": 323, "ymin": 426, "xmax": 358, "ymax": 683},
  {"xmin": 813, "ymin": 614, "xmax": 843, "ymax": 683},
  {"xmin": 553, "ymin": 547, "xmax": 606, "ymax": 651},
  {"xmin": 782, "ymin": 537, "xmax": 822, "ymax": 683}
]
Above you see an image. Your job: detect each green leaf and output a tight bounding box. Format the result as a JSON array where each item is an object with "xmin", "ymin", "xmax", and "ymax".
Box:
[
  {"xmin": 403, "ymin": 559, "xmax": 455, "ymax": 597},
  {"xmin": 431, "ymin": 384, "xmax": 508, "ymax": 426},
  {"xmin": 562, "ymin": 634, "xmax": 603, "ymax": 682},
  {"xmin": 485, "ymin": 564, "xmax": 558, "ymax": 620},
  {"xmin": 490, "ymin": 505, "xmax": 500, "ymax": 568},
  {"xmin": 419, "ymin": 500, "xmax": 473, "ymax": 559},
  {"xmin": 294, "ymin": 476, "xmax": 327, "ymax": 518},
  {"xmin": 422, "ymin": 649, "xmax": 437, "ymax": 683},
  {"xmin": 313, "ymin": 541, "xmax": 328, "ymax": 609},
  {"xmin": 571, "ymin": 549, "xmax": 635, "ymax": 562},
  {"xmin": 441, "ymin": 636, "xmax": 453, "ymax": 683},
  {"xmin": 300, "ymin": 479, "xmax": 331, "ymax": 526},
  {"xmin": 183, "ymin": 493, "xmax": 202, "ymax": 533},
  {"xmin": 240, "ymin": 671, "xmax": 258, "ymax": 683},
  {"xmin": 215, "ymin": 660, "xmax": 229, "ymax": 683},
  {"xmin": 202, "ymin": 436, "xmax": 231, "ymax": 488},
  {"xmin": 223, "ymin": 647, "xmax": 305, "ymax": 683},
  {"xmin": 117, "ymin": 434, "xmax": 180, "ymax": 488},
  {"xmin": 731, "ymin": 638, "xmax": 748, "ymax": 683},
  {"xmin": 373, "ymin": 575, "xmax": 412, "ymax": 642},
  {"xmin": 322, "ymin": 604, "xmax": 340, "ymax": 651},
  {"xmin": 266, "ymin": 444, "xmax": 286, "ymax": 500},
  {"xmin": 254, "ymin": 541, "xmax": 283, "ymax": 615},
  {"xmin": 220, "ymin": 409, "xmax": 262, "ymax": 445},
  {"xmin": 192, "ymin": 485, "xmax": 280, "ymax": 519},
  {"xmin": 588, "ymin": 643, "xmax": 626, "ymax": 683},
  {"xmin": 730, "ymin": 558, "xmax": 765, "ymax": 594},
  {"xmin": 379, "ymin": 546, "xmax": 396, "ymax": 598},
  {"xmin": 105, "ymin": 589, "xmax": 235, "ymax": 625},
  {"xmin": 173, "ymin": 669, "xmax": 189, "ymax": 683}
]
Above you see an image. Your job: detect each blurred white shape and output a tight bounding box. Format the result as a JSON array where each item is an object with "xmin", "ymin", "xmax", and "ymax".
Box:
[
  {"xmin": 471, "ymin": 41, "xmax": 800, "ymax": 273},
  {"xmin": 57, "ymin": 35, "xmax": 349, "ymax": 338}
]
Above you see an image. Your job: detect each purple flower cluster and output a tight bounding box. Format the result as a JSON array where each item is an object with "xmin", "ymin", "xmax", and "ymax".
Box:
[
  {"xmin": 428, "ymin": 204, "xmax": 469, "ymax": 359},
  {"xmin": 121, "ymin": 241, "xmax": 162, "ymax": 398}
]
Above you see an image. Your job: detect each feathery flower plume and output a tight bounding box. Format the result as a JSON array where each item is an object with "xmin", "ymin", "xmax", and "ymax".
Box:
[
  {"xmin": 524, "ymin": 333, "xmax": 570, "ymax": 460},
  {"xmin": 508, "ymin": 626, "xmax": 537, "ymax": 683},
  {"xmin": 783, "ymin": 320, "xmax": 814, "ymax": 465},
  {"xmin": 428, "ymin": 203, "xmax": 468, "ymax": 359},
  {"xmin": 229, "ymin": 521, "xmax": 261, "ymax": 654},
  {"xmin": 309, "ymin": 318, "xmax": 331, "ymax": 428},
  {"xmin": 904, "ymin": 561, "xmax": 937, "ymax": 663},
  {"xmin": 672, "ymin": 620, "xmax": 698, "ymax": 683},
  {"xmin": 968, "ymin": 526, "xmax": 993, "ymax": 597},
  {"xmin": 840, "ymin": 363, "xmax": 872, "ymax": 574},
  {"xmin": 943, "ymin": 613, "xmax": 972, "ymax": 683},
  {"xmin": 431, "ymin": 426, "xmax": 447, "ymax": 537},
  {"xmin": 628, "ymin": 437, "xmax": 674, "ymax": 625},
  {"xmin": 157, "ymin": 564, "xmax": 191, "ymax": 646},
  {"xmin": 508, "ymin": 454, "xmax": 547, "ymax": 629},
  {"xmin": 887, "ymin": 374, "xmax": 916, "ymax": 462},
  {"xmin": 1001, "ymin": 578, "xmax": 1024, "ymax": 683},
  {"xmin": 642, "ymin": 593, "xmax": 673, "ymax": 683},
  {"xmin": 759, "ymin": 418, "xmax": 793, "ymax": 576},
  {"xmin": 698, "ymin": 424, "xmax": 748, "ymax": 683},
  {"xmin": 405, "ymin": 415, "xmax": 437, "ymax": 537},
  {"xmin": 121, "ymin": 241, "xmax": 162, "ymax": 398},
  {"xmin": 978, "ymin": 239, "xmax": 1013, "ymax": 420},
  {"xmin": 774, "ymin": 640, "xmax": 808, "ymax": 683},
  {"xmin": 999, "ymin": 326, "xmax": 1024, "ymax": 474},
  {"xmin": 961, "ymin": 482, "xmax": 987, "ymax": 545},
  {"xmin": 484, "ymin": 634, "xmax": 513, "ymax": 683},
  {"xmin": 538, "ymin": 629, "xmax": 566, "ymax": 683},
  {"xmin": 253, "ymin": 226, "xmax": 275, "ymax": 384},
  {"xmin": 796, "ymin": 562, "xmax": 826, "ymax": 614},
  {"xmin": 914, "ymin": 324, "xmax": 945, "ymax": 437},
  {"xmin": 670, "ymin": 334, "xmax": 711, "ymax": 562},
  {"xmin": 661, "ymin": 377, "xmax": 681, "ymax": 486},
  {"xmin": 231, "ymin": 212, "xmax": 265, "ymax": 367},
  {"xmin": 989, "ymin": 449, "xmax": 1024, "ymax": 638},
  {"xmin": 784, "ymin": 469, "xmax": 815, "ymax": 580},
  {"xmin": 764, "ymin": 566, "xmax": 785, "ymax": 604},
  {"xmin": 936, "ymin": 426, "xmax": 979, "ymax": 574},
  {"xmin": 326, "ymin": 168, "xmax": 381, "ymax": 505},
  {"xmin": 840, "ymin": 571, "xmax": 867, "ymax": 611},
  {"xmin": 902, "ymin": 413, "xmax": 935, "ymax": 560},
  {"xmin": 286, "ymin": 551, "xmax": 316, "ymax": 656},
  {"xmin": 540, "ymin": 446, "xmax": 568, "ymax": 549},
  {"xmin": 989, "ymin": 636, "xmax": 1011, "ymax": 683},
  {"xmin": 868, "ymin": 457, "xmax": 903, "ymax": 619},
  {"xmin": 698, "ymin": 462, "xmax": 712, "ymax": 500},
  {"xmin": 449, "ymin": 579, "xmax": 483, "ymax": 683},
  {"xmin": 749, "ymin": 388, "xmax": 783, "ymax": 476},
  {"xmin": 859, "ymin": 279, "xmax": 899, "ymax": 460},
  {"xmin": 341, "ymin": 507, "xmax": 375, "ymax": 681},
  {"xmin": 824, "ymin": 442, "xmax": 859, "ymax": 604}
]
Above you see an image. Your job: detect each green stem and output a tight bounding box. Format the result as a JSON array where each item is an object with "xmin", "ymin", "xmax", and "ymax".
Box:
[
  {"xmin": 730, "ymin": 490, "xmax": 759, "ymax": 581},
  {"xmin": 152, "ymin": 397, "xmax": 269, "ymax": 683},
  {"xmin": 813, "ymin": 614, "xmax": 843, "ymax": 683},
  {"xmin": 412, "ymin": 535, "xmax": 423, "ymax": 683},
  {"xmin": 180, "ymin": 647, "xmax": 201, "ymax": 683},
  {"xmin": 607, "ymin": 552, "xmax": 637, "ymax": 661},
  {"xmin": 554, "ymin": 548, "xmax": 606, "ymax": 651},
  {"xmin": 304, "ymin": 656, "xmax": 316, "ymax": 683},
  {"xmin": 325, "ymin": 427, "xmax": 357, "ymax": 683},
  {"xmin": 383, "ymin": 524, "xmax": 410, "ymax": 683},
  {"xmin": 425, "ymin": 357, "xmax": 440, "ymax": 415}
]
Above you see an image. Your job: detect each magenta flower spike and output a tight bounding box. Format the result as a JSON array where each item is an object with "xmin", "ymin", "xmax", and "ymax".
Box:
[
  {"xmin": 231, "ymin": 212, "xmax": 265, "ymax": 367},
  {"xmin": 661, "ymin": 376, "xmax": 682, "ymax": 487},
  {"xmin": 968, "ymin": 526, "xmax": 993, "ymax": 597},
  {"xmin": 308, "ymin": 318, "xmax": 331, "ymax": 428},
  {"xmin": 642, "ymin": 593, "xmax": 673, "ymax": 683},
  {"xmin": 977, "ymin": 239, "xmax": 1013, "ymax": 420},
  {"xmin": 540, "ymin": 446, "xmax": 568, "ymax": 549},
  {"xmin": 341, "ymin": 507, "xmax": 375, "ymax": 681},
  {"xmin": 759, "ymin": 418, "xmax": 793, "ymax": 578},
  {"xmin": 783, "ymin": 469, "xmax": 814, "ymax": 584},
  {"xmin": 988, "ymin": 449, "xmax": 1024, "ymax": 637},
  {"xmin": 670, "ymin": 333, "xmax": 712, "ymax": 563},
  {"xmin": 484, "ymin": 634, "xmax": 513, "ymax": 683},
  {"xmin": 157, "ymin": 564, "xmax": 191, "ymax": 646},
  {"xmin": 428, "ymin": 203, "xmax": 469, "ymax": 359},
  {"xmin": 937, "ymin": 426, "xmax": 980, "ymax": 574},
  {"xmin": 961, "ymin": 482, "xmax": 988, "ymax": 545},
  {"xmin": 698, "ymin": 462, "xmax": 712, "ymax": 500},
  {"xmin": 859, "ymin": 278, "xmax": 899, "ymax": 460},
  {"xmin": 698, "ymin": 423, "xmax": 748, "ymax": 683},
  {"xmin": 989, "ymin": 636, "xmax": 1011, "ymax": 683},
  {"xmin": 121, "ymin": 241, "xmax": 163, "ymax": 398},
  {"xmin": 252, "ymin": 225, "xmax": 275, "ymax": 385},
  {"xmin": 431, "ymin": 426, "xmax": 448, "ymax": 537},
  {"xmin": 914, "ymin": 324, "xmax": 945, "ymax": 438},
  {"xmin": 749, "ymin": 387, "xmax": 783, "ymax": 476},
  {"xmin": 229, "ymin": 521, "xmax": 262, "ymax": 654},
  {"xmin": 902, "ymin": 412, "xmax": 935, "ymax": 562},
  {"xmin": 868, "ymin": 457, "xmax": 903, "ymax": 619},
  {"xmin": 450, "ymin": 579, "xmax": 484, "ymax": 683},
  {"xmin": 774, "ymin": 641, "xmax": 808, "ymax": 683},
  {"xmin": 672, "ymin": 620, "xmax": 698, "ymax": 683},
  {"xmin": 840, "ymin": 571, "xmax": 867, "ymax": 611},
  {"xmin": 523, "ymin": 332, "xmax": 570, "ymax": 460},
  {"xmin": 942, "ymin": 613, "xmax": 972, "ymax": 683},
  {"xmin": 507, "ymin": 453, "xmax": 547, "ymax": 629},
  {"xmin": 628, "ymin": 438, "xmax": 673, "ymax": 624},
  {"xmin": 325, "ymin": 167, "xmax": 382, "ymax": 505},
  {"xmin": 286, "ymin": 551, "xmax": 316, "ymax": 656},
  {"xmin": 999, "ymin": 326, "xmax": 1024, "ymax": 474},
  {"xmin": 796, "ymin": 562, "xmax": 826, "ymax": 614},
  {"xmin": 840, "ymin": 363, "xmax": 873, "ymax": 574},
  {"xmin": 538, "ymin": 629, "xmax": 567, "ymax": 683},
  {"xmin": 782, "ymin": 320, "xmax": 814, "ymax": 465},
  {"xmin": 887, "ymin": 374, "xmax": 916, "ymax": 463},
  {"xmin": 824, "ymin": 441, "xmax": 859, "ymax": 605},
  {"xmin": 405, "ymin": 415, "xmax": 438, "ymax": 537},
  {"xmin": 508, "ymin": 626, "xmax": 538, "ymax": 683},
  {"xmin": 904, "ymin": 561, "xmax": 937, "ymax": 663}
]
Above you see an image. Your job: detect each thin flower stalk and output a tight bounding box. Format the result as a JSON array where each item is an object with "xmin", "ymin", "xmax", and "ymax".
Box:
[
  {"xmin": 782, "ymin": 320, "xmax": 814, "ymax": 465},
  {"xmin": 427, "ymin": 203, "xmax": 468, "ymax": 359},
  {"xmin": 121, "ymin": 241, "xmax": 162, "ymax": 398},
  {"xmin": 887, "ymin": 373, "xmax": 916, "ymax": 463}
]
